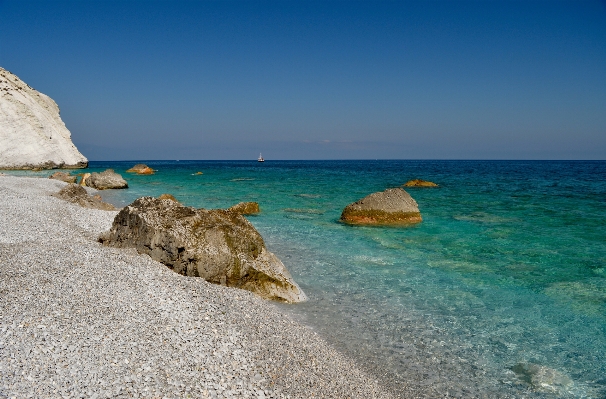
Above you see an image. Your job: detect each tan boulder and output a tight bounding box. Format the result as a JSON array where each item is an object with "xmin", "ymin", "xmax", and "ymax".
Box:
[
  {"xmin": 127, "ymin": 164, "xmax": 154, "ymax": 175},
  {"xmin": 126, "ymin": 164, "xmax": 148, "ymax": 172},
  {"xmin": 340, "ymin": 188, "xmax": 422, "ymax": 225},
  {"xmin": 99, "ymin": 197, "xmax": 306, "ymax": 303}
]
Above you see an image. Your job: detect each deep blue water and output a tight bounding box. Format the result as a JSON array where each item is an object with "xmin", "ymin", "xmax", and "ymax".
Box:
[{"xmin": 16, "ymin": 160, "xmax": 606, "ymax": 398}]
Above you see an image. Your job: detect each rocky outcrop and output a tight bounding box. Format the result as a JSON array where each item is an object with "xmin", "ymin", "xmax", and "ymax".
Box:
[
  {"xmin": 84, "ymin": 169, "xmax": 128, "ymax": 190},
  {"xmin": 49, "ymin": 171, "xmax": 77, "ymax": 184},
  {"xmin": 0, "ymin": 67, "xmax": 88, "ymax": 169},
  {"xmin": 126, "ymin": 164, "xmax": 154, "ymax": 175},
  {"xmin": 403, "ymin": 179, "xmax": 438, "ymax": 187},
  {"xmin": 53, "ymin": 184, "xmax": 116, "ymax": 211},
  {"xmin": 340, "ymin": 188, "xmax": 422, "ymax": 225},
  {"xmin": 99, "ymin": 197, "xmax": 306, "ymax": 303},
  {"xmin": 228, "ymin": 202, "xmax": 260, "ymax": 215}
]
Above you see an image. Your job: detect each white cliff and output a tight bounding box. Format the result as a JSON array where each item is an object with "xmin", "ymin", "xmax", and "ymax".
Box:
[{"xmin": 0, "ymin": 67, "xmax": 88, "ymax": 169}]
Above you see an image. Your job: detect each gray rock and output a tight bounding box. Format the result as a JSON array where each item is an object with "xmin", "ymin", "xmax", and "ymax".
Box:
[
  {"xmin": 340, "ymin": 188, "xmax": 422, "ymax": 225},
  {"xmin": 84, "ymin": 169, "xmax": 128, "ymax": 190},
  {"xmin": 99, "ymin": 196, "xmax": 306, "ymax": 303}
]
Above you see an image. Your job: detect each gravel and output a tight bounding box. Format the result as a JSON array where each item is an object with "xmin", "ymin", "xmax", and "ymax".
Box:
[{"xmin": 0, "ymin": 176, "xmax": 392, "ymax": 399}]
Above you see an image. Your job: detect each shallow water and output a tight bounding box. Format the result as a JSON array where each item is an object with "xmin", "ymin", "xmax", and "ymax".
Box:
[{"xmin": 14, "ymin": 160, "xmax": 606, "ymax": 397}]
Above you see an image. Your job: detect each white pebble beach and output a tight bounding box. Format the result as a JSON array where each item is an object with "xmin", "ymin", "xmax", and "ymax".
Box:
[{"xmin": 0, "ymin": 176, "xmax": 393, "ymax": 399}]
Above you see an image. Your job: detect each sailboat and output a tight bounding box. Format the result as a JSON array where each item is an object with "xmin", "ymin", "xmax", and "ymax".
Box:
[{"xmin": 257, "ymin": 153, "xmax": 264, "ymax": 162}]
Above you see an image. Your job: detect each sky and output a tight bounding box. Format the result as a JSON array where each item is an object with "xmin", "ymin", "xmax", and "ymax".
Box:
[{"xmin": 1, "ymin": 0, "xmax": 605, "ymax": 160}]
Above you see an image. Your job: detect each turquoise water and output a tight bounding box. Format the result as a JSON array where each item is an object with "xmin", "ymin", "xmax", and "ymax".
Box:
[{"xmin": 17, "ymin": 160, "xmax": 606, "ymax": 397}]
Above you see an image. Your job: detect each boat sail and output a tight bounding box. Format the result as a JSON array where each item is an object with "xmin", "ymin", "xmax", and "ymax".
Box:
[{"xmin": 257, "ymin": 153, "xmax": 264, "ymax": 162}]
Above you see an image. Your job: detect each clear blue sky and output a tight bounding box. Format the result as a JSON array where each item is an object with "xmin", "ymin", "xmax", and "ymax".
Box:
[{"xmin": 2, "ymin": 0, "xmax": 605, "ymax": 160}]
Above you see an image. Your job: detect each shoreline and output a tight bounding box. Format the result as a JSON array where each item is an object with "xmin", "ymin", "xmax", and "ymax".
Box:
[{"xmin": 0, "ymin": 176, "xmax": 392, "ymax": 399}]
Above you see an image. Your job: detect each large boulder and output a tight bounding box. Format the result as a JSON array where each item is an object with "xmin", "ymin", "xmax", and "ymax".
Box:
[
  {"xmin": 0, "ymin": 67, "xmax": 88, "ymax": 169},
  {"xmin": 340, "ymin": 188, "xmax": 422, "ymax": 225},
  {"xmin": 228, "ymin": 202, "xmax": 260, "ymax": 215},
  {"xmin": 49, "ymin": 171, "xmax": 77, "ymax": 184},
  {"xmin": 84, "ymin": 169, "xmax": 128, "ymax": 190},
  {"xmin": 53, "ymin": 184, "xmax": 116, "ymax": 211},
  {"xmin": 99, "ymin": 197, "xmax": 307, "ymax": 303},
  {"xmin": 403, "ymin": 179, "xmax": 438, "ymax": 187}
]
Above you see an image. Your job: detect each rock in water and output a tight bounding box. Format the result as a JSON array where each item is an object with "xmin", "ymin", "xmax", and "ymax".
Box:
[
  {"xmin": 0, "ymin": 67, "xmax": 88, "ymax": 169},
  {"xmin": 126, "ymin": 164, "xmax": 154, "ymax": 174},
  {"xmin": 511, "ymin": 363, "xmax": 573, "ymax": 394},
  {"xmin": 228, "ymin": 201, "xmax": 260, "ymax": 215},
  {"xmin": 126, "ymin": 164, "xmax": 148, "ymax": 172},
  {"xmin": 340, "ymin": 188, "xmax": 422, "ymax": 225},
  {"xmin": 53, "ymin": 184, "xmax": 116, "ymax": 211},
  {"xmin": 84, "ymin": 169, "xmax": 128, "ymax": 190},
  {"xmin": 99, "ymin": 197, "xmax": 307, "ymax": 303},
  {"xmin": 403, "ymin": 179, "xmax": 438, "ymax": 187},
  {"xmin": 49, "ymin": 171, "xmax": 77, "ymax": 184}
]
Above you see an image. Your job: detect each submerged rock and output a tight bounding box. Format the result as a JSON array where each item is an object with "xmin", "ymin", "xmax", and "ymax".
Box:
[
  {"xmin": 340, "ymin": 188, "xmax": 422, "ymax": 225},
  {"xmin": 0, "ymin": 67, "xmax": 88, "ymax": 169},
  {"xmin": 49, "ymin": 171, "xmax": 77, "ymax": 184},
  {"xmin": 228, "ymin": 202, "xmax": 260, "ymax": 215},
  {"xmin": 99, "ymin": 196, "xmax": 306, "ymax": 303},
  {"xmin": 84, "ymin": 169, "xmax": 128, "ymax": 190},
  {"xmin": 53, "ymin": 184, "xmax": 116, "ymax": 211},
  {"xmin": 403, "ymin": 179, "xmax": 438, "ymax": 187},
  {"xmin": 511, "ymin": 363, "xmax": 573, "ymax": 394}
]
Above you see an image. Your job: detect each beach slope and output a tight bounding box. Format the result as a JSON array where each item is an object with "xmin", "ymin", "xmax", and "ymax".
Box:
[{"xmin": 0, "ymin": 176, "xmax": 390, "ymax": 399}]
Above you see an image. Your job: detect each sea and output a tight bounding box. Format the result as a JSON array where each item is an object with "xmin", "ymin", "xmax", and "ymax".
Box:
[{"xmin": 16, "ymin": 160, "xmax": 606, "ymax": 398}]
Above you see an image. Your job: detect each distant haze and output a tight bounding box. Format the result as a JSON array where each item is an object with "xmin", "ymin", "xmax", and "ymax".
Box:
[{"xmin": 2, "ymin": 0, "xmax": 605, "ymax": 160}]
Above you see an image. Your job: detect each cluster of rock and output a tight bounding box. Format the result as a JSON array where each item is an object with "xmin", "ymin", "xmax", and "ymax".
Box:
[
  {"xmin": 50, "ymin": 169, "xmax": 130, "ymax": 189},
  {"xmin": 126, "ymin": 163, "xmax": 154, "ymax": 175},
  {"xmin": 99, "ymin": 196, "xmax": 306, "ymax": 303},
  {"xmin": 0, "ymin": 67, "xmax": 88, "ymax": 169}
]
